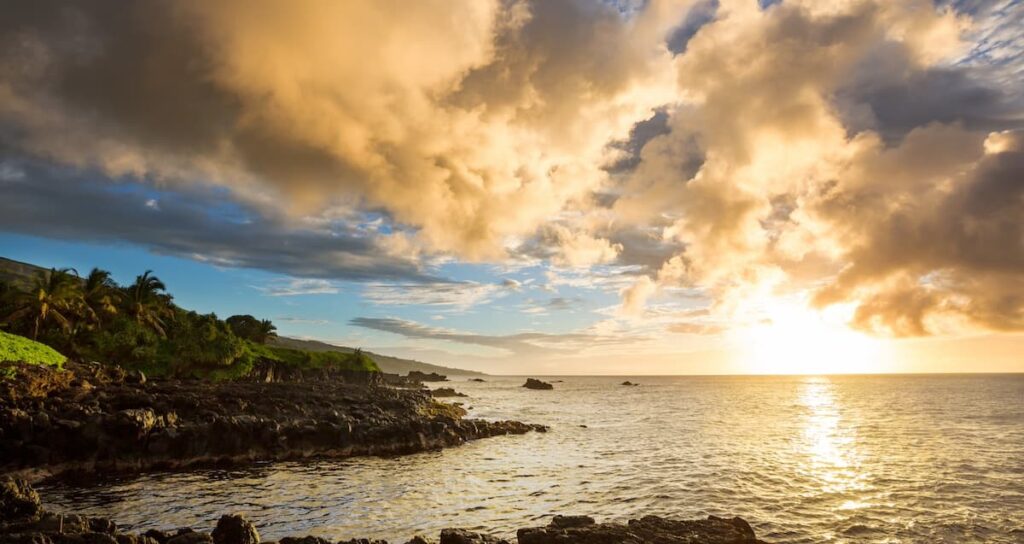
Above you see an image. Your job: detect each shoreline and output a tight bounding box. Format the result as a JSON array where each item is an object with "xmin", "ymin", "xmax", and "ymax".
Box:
[
  {"xmin": 1, "ymin": 477, "xmax": 770, "ymax": 544},
  {"xmin": 0, "ymin": 362, "xmax": 544, "ymax": 484}
]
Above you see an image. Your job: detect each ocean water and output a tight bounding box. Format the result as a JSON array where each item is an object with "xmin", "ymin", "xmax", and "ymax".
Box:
[{"xmin": 38, "ymin": 375, "xmax": 1024, "ymax": 543}]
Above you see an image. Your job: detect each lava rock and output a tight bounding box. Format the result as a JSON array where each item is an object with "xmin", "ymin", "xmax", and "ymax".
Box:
[
  {"xmin": 429, "ymin": 388, "xmax": 467, "ymax": 398},
  {"xmin": 438, "ymin": 529, "xmax": 508, "ymax": 544},
  {"xmin": 0, "ymin": 477, "xmax": 41, "ymax": 521},
  {"xmin": 517, "ymin": 515, "xmax": 766, "ymax": 544},
  {"xmin": 621, "ymin": 381, "xmax": 639, "ymax": 386},
  {"xmin": 522, "ymin": 379, "xmax": 553, "ymax": 390},
  {"xmin": 212, "ymin": 515, "xmax": 259, "ymax": 544}
]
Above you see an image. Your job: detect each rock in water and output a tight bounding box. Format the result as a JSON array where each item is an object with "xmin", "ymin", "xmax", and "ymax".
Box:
[
  {"xmin": 522, "ymin": 378, "xmax": 553, "ymax": 390},
  {"xmin": 212, "ymin": 515, "xmax": 260, "ymax": 544},
  {"xmin": 439, "ymin": 529, "xmax": 509, "ymax": 544},
  {"xmin": 621, "ymin": 381, "xmax": 639, "ymax": 386},
  {"xmin": 517, "ymin": 515, "xmax": 766, "ymax": 544},
  {"xmin": 430, "ymin": 388, "xmax": 467, "ymax": 398},
  {"xmin": 0, "ymin": 477, "xmax": 41, "ymax": 521}
]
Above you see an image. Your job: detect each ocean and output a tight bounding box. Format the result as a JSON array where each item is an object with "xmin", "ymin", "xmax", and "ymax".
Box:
[{"xmin": 38, "ymin": 374, "xmax": 1024, "ymax": 543}]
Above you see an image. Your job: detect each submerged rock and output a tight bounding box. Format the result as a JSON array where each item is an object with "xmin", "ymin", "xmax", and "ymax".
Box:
[
  {"xmin": 621, "ymin": 381, "xmax": 639, "ymax": 386},
  {"xmin": 522, "ymin": 379, "xmax": 553, "ymax": 390}
]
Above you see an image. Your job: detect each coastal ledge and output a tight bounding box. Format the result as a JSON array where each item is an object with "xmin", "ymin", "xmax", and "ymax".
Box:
[
  {"xmin": 0, "ymin": 478, "xmax": 770, "ymax": 544},
  {"xmin": 0, "ymin": 362, "xmax": 545, "ymax": 483}
]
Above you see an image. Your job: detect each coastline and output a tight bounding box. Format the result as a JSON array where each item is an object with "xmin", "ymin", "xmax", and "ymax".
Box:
[
  {"xmin": 0, "ymin": 362, "xmax": 544, "ymax": 484},
  {"xmin": 1, "ymin": 477, "xmax": 769, "ymax": 543}
]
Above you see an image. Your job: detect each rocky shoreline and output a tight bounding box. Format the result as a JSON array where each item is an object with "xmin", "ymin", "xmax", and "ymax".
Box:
[
  {"xmin": 0, "ymin": 362, "xmax": 545, "ymax": 483},
  {"xmin": 0, "ymin": 477, "xmax": 769, "ymax": 543}
]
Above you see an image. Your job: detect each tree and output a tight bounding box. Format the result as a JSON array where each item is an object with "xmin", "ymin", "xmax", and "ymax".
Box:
[
  {"xmin": 2, "ymin": 268, "xmax": 82, "ymax": 340},
  {"xmin": 226, "ymin": 315, "xmax": 277, "ymax": 343},
  {"xmin": 125, "ymin": 270, "xmax": 173, "ymax": 337},
  {"xmin": 82, "ymin": 268, "xmax": 120, "ymax": 325}
]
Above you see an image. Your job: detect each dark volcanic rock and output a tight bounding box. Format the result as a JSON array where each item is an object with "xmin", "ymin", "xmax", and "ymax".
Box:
[
  {"xmin": 406, "ymin": 372, "xmax": 447, "ymax": 383},
  {"xmin": 438, "ymin": 529, "xmax": 509, "ymax": 544},
  {"xmin": 517, "ymin": 515, "xmax": 765, "ymax": 544},
  {"xmin": 621, "ymin": 381, "xmax": 639, "ymax": 386},
  {"xmin": 522, "ymin": 379, "xmax": 553, "ymax": 390},
  {"xmin": 212, "ymin": 515, "xmax": 259, "ymax": 544},
  {"xmin": 0, "ymin": 362, "xmax": 545, "ymax": 481},
  {"xmin": 468, "ymin": 379, "xmax": 485, "ymax": 383},
  {"xmin": 0, "ymin": 477, "xmax": 41, "ymax": 521},
  {"xmin": 429, "ymin": 388, "xmax": 467, "ymax": 398}
]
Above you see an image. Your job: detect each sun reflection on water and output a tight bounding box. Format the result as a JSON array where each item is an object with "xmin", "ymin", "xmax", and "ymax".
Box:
[{"xmin": 798, "ymin": 378, "xmax": 871, "ymax": 505}]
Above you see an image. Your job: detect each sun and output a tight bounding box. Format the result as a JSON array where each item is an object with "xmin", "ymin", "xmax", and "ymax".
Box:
[{"xmin": 733, "ymin": 298, "xmax": 891, "ymax": 375}]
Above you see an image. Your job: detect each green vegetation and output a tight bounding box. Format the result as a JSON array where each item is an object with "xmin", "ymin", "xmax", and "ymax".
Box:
[
  {"xmin": 0, "ymin": 330, "xmax": 66, "ymax": 368},
  {"xmin": 0, "ymin": 266, "xmax": 377, "ymax": 380},
  {"xmin": 250, "ymin": 344, "xmax": 379, "ymax": 373}
]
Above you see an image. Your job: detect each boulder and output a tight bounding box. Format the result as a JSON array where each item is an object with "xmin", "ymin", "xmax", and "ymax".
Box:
[
  {"xmin": 211, "ymin": 515, "xmax": 259, "ymax": 544},
  {"xmin": 0, "ymin": 477, "xmax": 41, "ymax": 521},
  {"xmin": 621, "ymin": 381, "xmax": 638, "ymax": 386},
  {"xmin": 407, "ymin": 372, "xmax": 447, "ymax": 383},
  {"xmin": 438, "ymin": 529, "xmax": 508, "ymax": 544},
  {"xmin": 165, "ymin": 532, "xmax": 213, "ymax": 544},
  {"xmin": 429, "ymin": 388, "xmax": 467, "ymax": 398},
  {"xmin": 522, "ymin": 379, "xmax": 553, "ymax": 390},
  {"xmin": 517, "ymin": 515, "xmax": 765, "ymax": 544}
]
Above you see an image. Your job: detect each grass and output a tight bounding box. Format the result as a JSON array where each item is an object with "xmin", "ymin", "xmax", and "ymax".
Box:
[{"xmin": 0, "ymin": 330, "xmax": 67, "ymax": 378}]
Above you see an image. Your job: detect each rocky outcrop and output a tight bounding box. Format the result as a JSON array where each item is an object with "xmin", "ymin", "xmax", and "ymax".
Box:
[
  {"xmin": 245, "ymin": 361, "xmax": 382, "ymax": 386},
  {"xmin": 406, "ymin": 372, "xmax": 447, "ymax": 383},
  {"xmin": 0, "ymin": 362, "xmax": 545, "ymax": 482},
  {"xmin": 521, "ymin": 379, "xmax": 552, "ymax": 391},
  {"xmin": 0, "ymin": 479, "xmax": 770, "ymax": 544},
  {"xmin": 429, "ymin": 388, "xmax": 466, "ymax": 398},
  {"xmin": 621, "ymin": 381, "xmax": 639, "ymax": 386},
  {"xmin": 516, "ymin": 514, "xmax": 766, "ymax": 543}
]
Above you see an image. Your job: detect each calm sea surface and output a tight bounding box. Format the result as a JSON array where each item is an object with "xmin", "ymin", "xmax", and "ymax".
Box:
[{"xmin": 39, "ymin": 375, "xmax": 1024, "ymax": 543}]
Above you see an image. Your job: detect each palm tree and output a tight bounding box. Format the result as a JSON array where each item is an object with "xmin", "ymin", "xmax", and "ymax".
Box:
[
  {"xmin": 82, "ymin": 268, "xmax": 120, "ymax": 325},
  {"xmin": 125, "ymin": 270, "xmax": 173, "ymax": 337},
  {"xmin": 256, "ymin": 319, "xmax": 277, "ymax": 343},
  {"xmin": 3, "ymin": 268, "xmax": 82, "ymax": 340}
]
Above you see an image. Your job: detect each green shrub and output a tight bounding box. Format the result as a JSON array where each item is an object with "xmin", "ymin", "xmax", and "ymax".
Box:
[{"xmin": 0, "ymin": 330, "xmax": 66, "ymax": 369}]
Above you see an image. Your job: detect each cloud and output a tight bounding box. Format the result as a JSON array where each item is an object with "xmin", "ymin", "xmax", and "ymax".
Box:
[
  {"xmin": 0, "ymin": 157, "xmax": 434, "ymax": 282},
  {"xmin": 350, "ymin": 316, "xmax": 640, "ymax": 357},
  {"xmin": 361, "ymin": 282, "xmax": 505, "ymax": 310},
  {"xmin": 1, "ymin": 0, "xmax": 1023, "ymax": 342},
  {"xmin": 606, "ymin": 0, "xmax": 1024, "ymax": 335},
  {"xmin": 256, "ymin": 279, "xmax": 340, "ymax": 297},
  {"xmin": 0, "ymin": 0, "xmax": 682, "ymax": 260}
]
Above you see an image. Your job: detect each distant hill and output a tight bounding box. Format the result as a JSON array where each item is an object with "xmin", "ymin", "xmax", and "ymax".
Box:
[
  {"xmin": 270, "ymin": 336, "xmax": 485, "ymax": 377},
  {"xmin": 0, "ymin": 257, "xmax": 47, "ymax": 287},
  {"xmin": 1, "ymin": 255, "xmax": 485, "ymax": 377}
]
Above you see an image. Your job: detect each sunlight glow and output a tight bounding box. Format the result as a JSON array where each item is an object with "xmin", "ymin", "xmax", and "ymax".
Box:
[{"xmin": 734, "ymin": 298, "xmax": 891, "ymax": 375}]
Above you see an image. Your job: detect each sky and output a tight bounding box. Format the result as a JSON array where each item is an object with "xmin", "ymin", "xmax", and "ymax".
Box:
[{"xmin": 1, "ymin": 0, "xmax": 1022, "ymax": 375}]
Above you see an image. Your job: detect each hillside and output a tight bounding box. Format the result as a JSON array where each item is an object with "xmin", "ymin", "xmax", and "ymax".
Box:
[
  {"xmin": 1, "ymin": 256, "xmax": 484, "ymax": 377},
  {"xmin": 0, "ymin": 257, "xmax": 45, "ymax": 287},
  {"xmin": 271, "ymin": 336, "xmax": 485, "ymax": 377}
]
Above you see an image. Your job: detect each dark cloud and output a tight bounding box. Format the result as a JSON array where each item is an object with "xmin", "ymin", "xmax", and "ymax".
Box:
[
  {"xmin": 666, "ymin": 0, "xmax": 719, "ymax": 55},
  {"xmin": 0, "ymin": 158, "xmax": 438, "ymax": 282},
  {"xmin": 812, "ymin": 132, "xmax": 1024, "ymax": 334}
]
